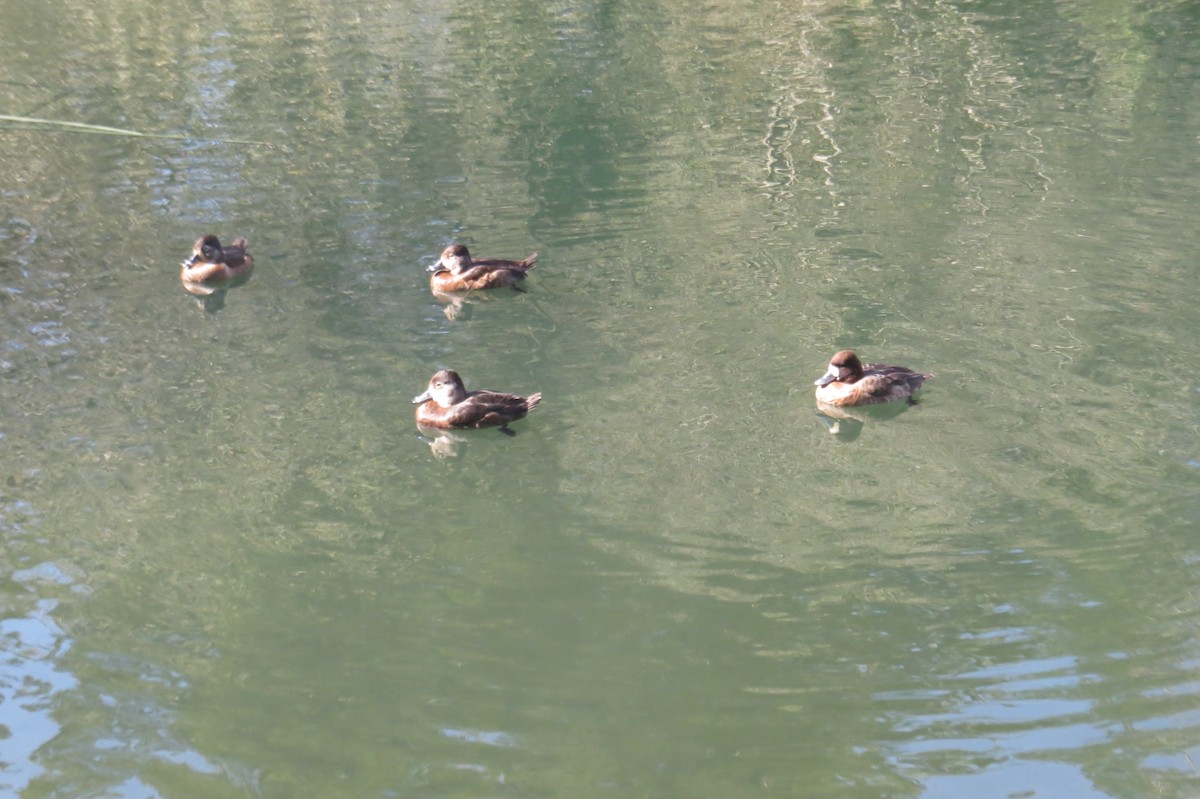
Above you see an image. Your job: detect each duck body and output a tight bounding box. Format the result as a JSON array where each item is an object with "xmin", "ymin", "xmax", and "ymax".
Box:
[
  {"xmin": 181, "ymin": 234, "xmax": 254, "ymax": 283},
  {"xmin": 413, "ymin": 369, "xmax": 542, "ymax": 430},
  {"xmin": 428, "ymin": 244, "xmax": 537, "ymax": 292},
  {"xmin": 814, "ymin": 349, "xmax": 931, "ymax": 406}
]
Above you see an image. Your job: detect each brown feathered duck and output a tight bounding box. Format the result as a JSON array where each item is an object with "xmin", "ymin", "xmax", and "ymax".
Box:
[
  {"xmin": 814, "ymin": 350, "xmax": 931, "ymax": 406},
  {"xmin": 181, "ymin": 234, "xmax": 253, "ymax": 284},
  {"xmin": 413, "ymin": 369, "xmax": 542, "ymax": 433},
  {"xmin": 427, "ymin": 244, "xmax": 537, "ymax": 292}
]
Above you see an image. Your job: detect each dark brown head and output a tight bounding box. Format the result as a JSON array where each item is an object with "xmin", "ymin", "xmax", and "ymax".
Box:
[
  {"xmin": 815, "ymin": 350, "xmax": 866, "ymax": 387},
  {"xmin": 185, "ymin": 234, "xmax": 223, "ymax": 266},
  {"xmin": 412, "ymin": 369, "xmax": 468, "ymax": 407},
  {"xmin": 429, "ymin": 244, "xmax": 473, "ymax": 274}
]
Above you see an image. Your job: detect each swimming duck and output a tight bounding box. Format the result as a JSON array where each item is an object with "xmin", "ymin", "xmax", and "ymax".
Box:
[
  {"xmin": 412, "ymin": 369, "xmax": 542, "ymax": 431},
  {"xmin": 427, "ymin": 244, "xmax": 537, "ymax": 292},
  {"xmin": 181, "ymin": 234, "xmax": 254, "ymax": 283},
  {"xmin": 814, "ymin": 350, "xmax": 931, "ymax": 406}
]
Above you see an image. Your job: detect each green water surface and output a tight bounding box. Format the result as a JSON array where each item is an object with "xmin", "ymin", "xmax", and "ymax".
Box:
[{"xmin": 2, "ymin": 0, "xmax": 1199, "ymax": 797}]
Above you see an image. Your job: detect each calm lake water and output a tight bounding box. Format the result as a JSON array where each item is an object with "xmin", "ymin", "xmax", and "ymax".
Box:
[{"xmin": 3, "ymin": 0, "xmax": 1199, "ymax": 796}]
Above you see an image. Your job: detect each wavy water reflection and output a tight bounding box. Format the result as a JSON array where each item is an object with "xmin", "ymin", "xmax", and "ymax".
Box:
[
  {"xmin": 0, "ymin": 601, "xmax": 73, "ymax": 795},
  {"xmin": 3, "ymin": 0, "xmax": 1200, "ymax": 796}
]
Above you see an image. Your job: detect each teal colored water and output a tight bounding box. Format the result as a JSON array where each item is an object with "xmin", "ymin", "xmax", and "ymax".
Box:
[{"xmin": 2, "ymin": 0, "xmax": 1199, "ymax": 796}]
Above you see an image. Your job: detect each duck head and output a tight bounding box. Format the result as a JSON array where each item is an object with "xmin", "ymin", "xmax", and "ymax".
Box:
[
  {"xmin": 815, "ymin": 350, "xmax": 864, "ymax": 387},
  {"xmin": 428, "ymin": 244, "xmax": 472, "ymax": 274},
  {"xmin": 412, "ymin": 369, "xmax": 468, "ymax": 407}
]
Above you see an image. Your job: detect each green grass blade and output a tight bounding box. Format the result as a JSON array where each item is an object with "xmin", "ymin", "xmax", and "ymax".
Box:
[{"xmin": 0, "ymin": 114, "xmax": 283, "ymax": 149}]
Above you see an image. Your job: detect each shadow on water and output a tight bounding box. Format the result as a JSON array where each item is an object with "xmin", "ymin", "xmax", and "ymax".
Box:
[{"xmin": 813, "ymin": 399, "xmax": 919, "ymax": 442}]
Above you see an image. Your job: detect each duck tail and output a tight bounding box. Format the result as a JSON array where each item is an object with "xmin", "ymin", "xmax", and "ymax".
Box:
[
  {"xmin": 230, "ymin": 236, "xmax": 250, "ymax": 250},
  {"xmin": 520, "ymin": 253, "xmax": 538, "ymax": 270},
  {"xmin": 525, "ymin": 392, "xmax": 543, "ymax": 412}
]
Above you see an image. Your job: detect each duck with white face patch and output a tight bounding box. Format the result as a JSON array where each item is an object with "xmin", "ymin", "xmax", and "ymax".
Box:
[
  {"xmin": 427, "ymin": 244, "xmax": 538, "ymax": 293},
  {"xmin": 814, "ymin": 350, "xmax": 931, "ymax": 407},
  {"xmin": 413, "ymin": 369, "xmax": 542, "ymax": 433}
]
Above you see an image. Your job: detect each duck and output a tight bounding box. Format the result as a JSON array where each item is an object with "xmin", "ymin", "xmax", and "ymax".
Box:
[
  {"xmin": 412, "ymin": 369, "xmax": 542, "ymax": 431},
  {"xmin": 181, "ymin": 234, "xmax": 254, "ymax": 283},
  {"xmin": 814, "ymin": 349, "xmax": 931, "ymax": 406},
  {"xmin": 427, "ymin": 244, "xmax": 537, "ymax": 292}
]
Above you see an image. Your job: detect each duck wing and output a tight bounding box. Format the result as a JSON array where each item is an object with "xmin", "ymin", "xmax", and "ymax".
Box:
[
  {"xmin": 220, "ymin": 242, "xmax": 251, "ymax": 267},
  {"xmin": 862, "ymin": 365, "xmax": 929, "ymax": 396},
  {"xmin": 470, "ymin": 253, "xmax": 537, "ymax": 272},
  {"xmin": 441, "ymin": 392, "xmax": 528, "ymax": 428}
]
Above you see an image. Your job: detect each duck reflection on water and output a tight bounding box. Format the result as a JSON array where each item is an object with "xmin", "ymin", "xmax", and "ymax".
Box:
[{"xmin": 813, "ymin": 350, "xmax": 932, "ymax": 441}]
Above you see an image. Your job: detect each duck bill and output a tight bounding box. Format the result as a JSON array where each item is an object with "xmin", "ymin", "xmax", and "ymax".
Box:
[
  {"xmin": 412, "ymin": 390, "xmax": 432, "ymax": 404},
  {"xmin": 426, "ymin": 261, "xmax": 444, "ymax": 272},
  {"xmin": 815, "ymin": 368, "xmax": 838, "ymax": 387},
  {"xmin": 183, "ymin": 253, "xmax": 200, "ymax": 267}
]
